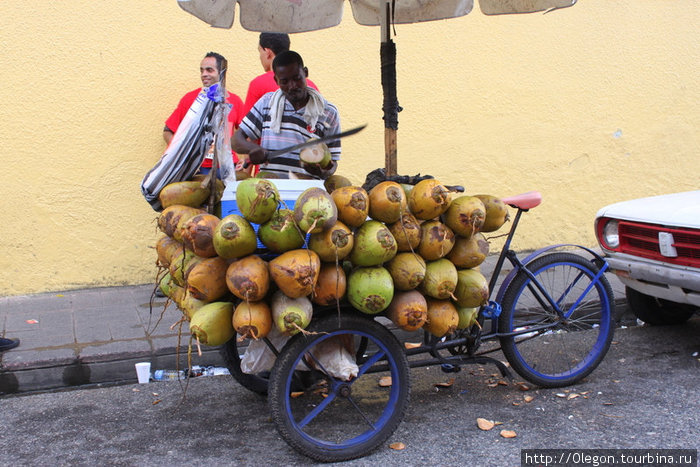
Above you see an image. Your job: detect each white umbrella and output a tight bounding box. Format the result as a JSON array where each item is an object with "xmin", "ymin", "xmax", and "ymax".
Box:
[{"xmin": 177, "ymin": 0, "xmax": 577, "ymax": 176}]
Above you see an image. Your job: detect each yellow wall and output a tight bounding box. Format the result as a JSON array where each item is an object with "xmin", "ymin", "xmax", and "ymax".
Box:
[{"xmin": 0, "ymin": 1, "xmax": 697, "ymax": 296}]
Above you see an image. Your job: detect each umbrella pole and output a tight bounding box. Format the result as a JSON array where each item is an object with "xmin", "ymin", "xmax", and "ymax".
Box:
[{"xmin": 380, "ymin": 0, "xmax": 398, "ymax": 177}]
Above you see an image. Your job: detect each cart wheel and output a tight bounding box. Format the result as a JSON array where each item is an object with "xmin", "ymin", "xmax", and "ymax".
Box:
[
  {"xmin": 269, "ymin": 314, "xmax": 410, "ymax": 462},
  {"xmin": 219, "ymin": 336, "xmax": 269, "ymax": 395}
]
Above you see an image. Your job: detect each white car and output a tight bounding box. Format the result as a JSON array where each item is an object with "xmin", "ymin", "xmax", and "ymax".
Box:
[{"xmin": 595, "ymin": 190, "xmax": 700, "ymax": 325}]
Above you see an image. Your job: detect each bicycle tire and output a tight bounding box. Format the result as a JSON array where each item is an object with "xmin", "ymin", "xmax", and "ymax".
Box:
[
  {"xmin": 268, "ymin": 314, "xmax": 410, "ymax": 462},
  {"xmin": 498, "ymin": 252, "xmax": 615, "ymax": 387},
  {"xmin": 219, "ymin": 336, "xmax": 269, "ymax": 396}
]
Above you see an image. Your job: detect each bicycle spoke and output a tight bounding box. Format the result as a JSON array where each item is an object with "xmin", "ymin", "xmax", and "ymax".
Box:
[
  {"xmin": 297, "ymin": 391, "xmax": 338, "ymax": 428},
  {"xmin": 346, "ymin": 394, "xmax": 377, "ymax": 430}
]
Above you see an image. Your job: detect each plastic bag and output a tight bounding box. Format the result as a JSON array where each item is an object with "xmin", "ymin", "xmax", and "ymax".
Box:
[
  {"xmin": 310, "ymin": 335, "xmax": 359, "ymax": 381},
  {"xmin": 240, "ymin": 327, "xmax": 289, "ymax": 374}
]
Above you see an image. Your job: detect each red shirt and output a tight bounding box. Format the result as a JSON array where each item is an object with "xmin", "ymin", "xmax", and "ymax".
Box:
[
  {"xmin": 243, "ymin": 71, "xmax": 318, "ymax": 116},
  {"xmin": 165, "ymin": 88, "xmax": 244, "ymax": 167}
]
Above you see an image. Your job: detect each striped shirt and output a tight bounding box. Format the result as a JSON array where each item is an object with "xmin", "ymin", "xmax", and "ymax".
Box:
[{"xmin": 239, "ymin": 92, "xmax": 341, "ymax": 179}]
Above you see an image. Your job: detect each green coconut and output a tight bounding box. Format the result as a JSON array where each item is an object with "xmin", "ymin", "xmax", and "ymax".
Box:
[
  {"xmin": 420, "ymin": 258, "xmax": 458, "ymax": 300},
  {"xmin": 294, "ymin": 187, "xmax": 338, "ymax": 234},
  {"xmin": 212, "ymin": 214, "xmax": 258, "ymax": 259},
  {"xmin": 323, "ymin": 174, "xmax": 353, "ymax": 193},
  {"xmin": 474, "ymin": 194, "xmax": 510, "ymax": 233},
  {"xmin": 454, "ymin": 268, "xmax": 490, "ymax": 308},
  {"xmin": 189, "ymin": 302, "xmax": 235, "ymax": 346},
  {"xmin": 349, "ymin": 220, "xmax": 397, "ymax": 266},
  {"xmin": 258, "ymin": 209, "xmax": 305, "ymax": 253},
  {"xmin": 347, "ymin": 266, "xmax": 394, "ymax": 314},
  {"xmin": 270, "ymin": 290, "xmax": 313, "ymax": 336},
  {"xmin": 457, "ymin": 306, "xmax": 479, "ymax": 330},
  {"xmin": 235, "ymin": 178, "xmax": 280, "ymax": 224}
]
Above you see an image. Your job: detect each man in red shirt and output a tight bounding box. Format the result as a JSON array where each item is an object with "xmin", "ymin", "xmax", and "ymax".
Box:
[{"xmin": 163, "ymin": 52, "xmax": 244, "ymax": 172}]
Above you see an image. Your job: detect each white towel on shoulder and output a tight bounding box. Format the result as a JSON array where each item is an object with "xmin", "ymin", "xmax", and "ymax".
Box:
[{"xmin": 269, "ymin": 88, "xmax": 326, "ymax": 134}]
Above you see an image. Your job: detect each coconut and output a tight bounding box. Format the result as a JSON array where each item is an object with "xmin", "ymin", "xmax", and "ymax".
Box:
[
  {"xmin": 185, "ymin": 256, "xmax": 229, "ymax": 302},
  {"xmin": 158, "ymin": 180, "xmax": 211, "ymax": 209},
  {"xmin": 269, "ymin": 249, "xmax": 321, "ymax": 298},
  {"xmin": 180, "ymin": 290, "xmax": 209, "ymax": 320},
  {"xmin": 457, "ymin": 306, "xmax": 479, "ymax": 330},
  {"xmin": 347, "ymin": 266, "xmax": 394, "ymax": 314},
  {"xmin": 454, "ymin": 268, "xmax": 490, "ymax": 308},
  {"xmin": 213, "ymin": 214, "xmax": 258, "ymax": 259},
  {"xmin": 156, "ymin": 235, "xmax": 183, "ymax": 268},
  {"xmin": 417, "ymin": 220, "xmax": 456, "ymax": 260},
  {"xmin": 258, "ymin": 209, "xmax": 305, "ymax": 253},
  {"xmin": 420, "ymin": 258, "xmax": 458, "ymax": 299},
  {"xmin": 407, "ymin": 179, "xmax": 451, "ymax": 220},
  {"xmin": 294, "ymin": 187, "xmax": 338, "ymax": 234},
  {"xmin": 388, "ymin": 213, "xmax": 422, "ymax": 252},
  {"xmin": 181, "ymin": 213, "xmax": 220, "ymax": 258},
  {"xmin": 167, "ymin": 282, "xmax": 186, "ymax": 305},
  {"xmin": 270, "ymin": 290, "xmax": 313, "ymax": 336},
  {"xmin": 331, "ymin": 186, "xmax": 369, "ymax": 228},
  {"xmin": 474, "ymin": 194, "xmax": 510, "ymax": 232},
  {"xmin": 424, "ymin": 299, "xmax": 459, "ymax": 337},
  {"xmin": 447, "ymin": 232, "xmax": 489, "ymax": 269},
  {"xmin": 323, "ymin": 174, "xmax": 353, "ymax": 193},
  {"xmin": 233, "ymin": 301, "xmax": 272, "ymax": 339},
  {"xmin": 158, "ymin": 205, "xmax": 204, "ymax": 240},
  {"xmin": 386, "ymin": 290, "xmax": 428, "ymax": 331},
  {"xmin": 299, "ymin": 140, "xmax": 332, "ymax": 168},
  {"xmin": 225, "ymin": 254, "xmax": 270, "ymax": 302},
  {"xmin": 386, "ymin": 252, "xmax": 426, "ymax": 290},
  {"xmin": 443, "ymin": 196, "xmax": 486, "ymax": 238},
  {"xmin": 312, "ymin": 263, "xmax": 347, "ymax": 306},
  {"xmin": 368, "ymin": 181, "xmax": 407, "ymax": 224},
  {"xmin": 158, "ymin": 272, "xmax": 172, "ymax": 297},
  {"xmin": 169, "ymin": 250, "xmax": 197, "ymax": 287},
  {"xmin": 190, "ymin": 302, "xmax": 235, "ymax": 346},
  {"xmin": 349, "ymin": 220, "xmax": 397, "ymax": 266},
  {"xmin": 308, "ymin": 220, "xmax": 354, "ymax": 262},
  {"xmin": 235, "ymin": 178, "xmax": 280, "ymax": 224}
]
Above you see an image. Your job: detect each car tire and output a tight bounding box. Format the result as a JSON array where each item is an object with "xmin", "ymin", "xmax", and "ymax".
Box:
[{"xmin": 625, "ymin": 287, "xmax": 696, "ymax": 325}]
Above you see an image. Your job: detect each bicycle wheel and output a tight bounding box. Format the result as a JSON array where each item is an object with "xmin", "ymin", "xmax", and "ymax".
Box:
[
  {"xmin": 269, "ymin": 314, "xmax": 410, "ymax": 462},
  {"xmin": 498, "ymin": 252, "xmax": 615, "ymax": 387},
  {"xmin": 219, "ymin": 336, "xmax": 269, "ymax": 395}
]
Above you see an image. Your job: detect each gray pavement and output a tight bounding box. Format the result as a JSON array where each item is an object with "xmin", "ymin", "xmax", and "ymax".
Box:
[{"xmin": 0, "ymin": 253, "xmax": 627, "ymax": 395}]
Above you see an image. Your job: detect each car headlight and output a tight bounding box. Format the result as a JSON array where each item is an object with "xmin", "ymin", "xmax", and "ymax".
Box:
[{"xmin": 602, "ymin": 219, "xmax": 620, "ymax": 249}]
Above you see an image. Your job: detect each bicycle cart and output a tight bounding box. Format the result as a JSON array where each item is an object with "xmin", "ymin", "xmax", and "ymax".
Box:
[{"xmin": 221, "ymin": 190, "xmax": 616, "ymax": 462}]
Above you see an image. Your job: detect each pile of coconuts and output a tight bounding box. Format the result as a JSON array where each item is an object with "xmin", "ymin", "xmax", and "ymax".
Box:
[{"xmin": 153, "ymin": 172, "xmax": 510, "ymax": 351}]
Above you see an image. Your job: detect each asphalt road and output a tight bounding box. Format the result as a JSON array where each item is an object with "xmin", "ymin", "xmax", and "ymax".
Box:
[{"xmin": 1, "ymin": 317, "xmax": 698, "ymax": 466}]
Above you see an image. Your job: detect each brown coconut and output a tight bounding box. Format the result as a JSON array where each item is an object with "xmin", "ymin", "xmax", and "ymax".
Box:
[
  {"xmin": 158, "ymin": 205, "xmax": 204, "ymax": 240},
  {"xmin": 443, "ymin": 196, "xmax": 486, "ymax": 238},
  {"xmin": 407, "ymin": 179, "xmax": 451, "ymax": 220},
  {"xmin": 158, "ymin": 180, "xmax": 210, "ymax": 209},
  {"xmin": 331, "ymin": 186, "xmax": 370, "ymax": 228},
  {"xmin": 474, "ymin": 194, "xmax": 510, "ymax": 232},
  {"xmin": 269, "ymin": 249, "xmax": 321, "ymax": 298},
  {"xmin": 368, "ymin": 181, "xmax": 407, "ymax": 224},
  {"xmin": 386, "ymin": 290, "xmax": 428, "ymax": 332},
  {"xmin": 186, "ymin": 256, "xmax": 229, "ymax": 302},
  {"xmin": 454, "ymin": 268, "xmax": 490, "ymax": 308},
  {"xmin": 155, "ymin": 236, "xmax": 183, "ymax": 268},
  {"xmin": 312, "ymin": 263, "xmax": 347, "ymax": 306},
  {"xmin": 233, "ymin": 301, "xmax": 272, "ymax": 339},
  {"xmin": 388, "ymin": 213, "xmax": 422, "ymax": 252},
  {"xmin": 424, "ymin": 299, "xmax": 459, "ymax": 338},
  {"xmin": 447, "ymin": 232, "xmax": 489, "ymax": 269},
  {"xmin": 308, "ymin": 220, "xmax": 354, "ymax": 262},
  {"xmin": 417, "ymin": 220, "xmax": 456, "ymax": 261},
  {"xmin": 182, "ymin": 213, "xmax": 220, "ymax": 258},
  {"xmin": 419, "ymin": 258, "xmax": 458, "ymax": 300},
  {"xmin": 225, "ymin": 254, "xmax": 270, "ymax": 302},
  {"xmin": 386, "ymin": 252, "xmax": 426, "ymax": 290}
]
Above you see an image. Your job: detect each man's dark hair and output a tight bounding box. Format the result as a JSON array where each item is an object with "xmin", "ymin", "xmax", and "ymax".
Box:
[
  {"xmin": 272, "ymin": 50, "xmax": 304, "ymax": 72},
  {"xmin": 204, "ymin": 51, "xmax": 226, "ymax": 73},
  {"xmin": 259, "ymin": 33, "xmax": 290, "ymax": 56}
]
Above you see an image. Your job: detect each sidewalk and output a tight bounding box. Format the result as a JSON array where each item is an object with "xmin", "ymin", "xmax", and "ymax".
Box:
[{"xmin": 0, "ymin": 254, "xmax": 626, "ymax": 395}]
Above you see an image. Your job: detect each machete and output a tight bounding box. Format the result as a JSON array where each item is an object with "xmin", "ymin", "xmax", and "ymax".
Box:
[{"xmin": 243, "ymin": 124, "xmax": 366, "ymax": 168}]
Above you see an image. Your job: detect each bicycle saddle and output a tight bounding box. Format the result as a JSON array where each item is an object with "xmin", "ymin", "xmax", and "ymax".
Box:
[{"xmin": 501, "ymin": 191, "xmax": 542, "ymax": 210}]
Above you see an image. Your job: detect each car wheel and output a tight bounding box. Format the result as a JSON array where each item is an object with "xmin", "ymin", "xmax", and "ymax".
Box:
[{"xmin": 625, "ymin": 287, "xmax": 696, "ymax": 325}]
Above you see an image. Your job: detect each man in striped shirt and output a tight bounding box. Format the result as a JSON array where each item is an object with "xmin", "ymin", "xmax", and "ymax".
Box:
[{"xmin": 232, "ymin": 51, "xmax": 340, "ymax": 180}]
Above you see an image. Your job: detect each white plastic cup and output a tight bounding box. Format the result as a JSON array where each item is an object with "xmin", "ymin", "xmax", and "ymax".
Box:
[{"xmin": 135, "ymin": 362, "xmax": 151, "ymax": 384}]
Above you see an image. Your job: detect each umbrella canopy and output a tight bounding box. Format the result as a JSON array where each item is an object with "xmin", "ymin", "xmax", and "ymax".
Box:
[{"xmin": 177, "ymin": 0, "xmax": 577, "ymax": 175}]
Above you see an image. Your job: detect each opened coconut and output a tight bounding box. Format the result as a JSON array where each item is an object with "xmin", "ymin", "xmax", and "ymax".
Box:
[
  {"xmin": 190, "ymin": 302, "xmax": 235, "ymax": 346},
  {"xmin": 235, "ymin": 178, "xmax": 280, "ymax": 224},
  {"xmin": 225, "ymin": 254, "xmax": 270, "ymax": 302},
  {"xmin": 213, "ymin": 214, "xmax": 257, "ymax": 259},
  {"xmin": 158, "ymin": 180, "xmax": 210, "ymax": 209},
  {"xmin": 233, "ymin": 301, "xmax": 272, "ymax": 339},
  {"xmin": 424, "ymin": 299, "xmax": 459, "ymax": 337},
  {"xmin": 269, "ymin": 249, "xmax": 321, "ymax": 298},
  {"xmin": 309, "ymin": 220, "xmax": 354, "ymax": 262},
  {"xmin": 420, "ymin": 258, "xmax": 458, "ymax": 300},
  {"xmin": 186, "ymin": 256, "xmax": 229, "ymax": 302},
  {"xmin": 347, "ymin": 266, "xmax": 394, "ymax": 314},
  {"xmin": 181, "ymin": 213, "xmax": 220, "ymax": 258},
  {"xmin": 407, "ymin": 179, "xmax": 451, "ymax": 220},
  {"xmin": 417, "ymin": 220, "xmax": 456, "ymax": 260},
  {"xmin": 474, "ymin": 194, "xmax": 510, "ymax": 232},
  {"xmin": 312, "ymin": 263, "xmax": 347, "ymax": 306},
  {"xmin": 387, "ymin": 290, "xmax": 428, "ymax": 331},
  {"xmin": 258, "ymin": 209, "xmax": 304, "ymax": 253},
  {"xmin": 454, "ymin": 268, "xmax": 489, "ymax": 308},
  {"xmin": 349, "ymin": 220, "xmax": 397, "ymax": 266},
  {"xmin": 447, "ymin": 232, "xmax": 489, "ymax": 269},
  {"xmin": 368, "ymin": 181, "xmax": 407, "ymax": 224},
  {"xmin": 388, "ymin": 213, "xmax": 422, "ymax": 252},
  {"xmin": 270, "ymin": 290, "xmax": 313, "ymax": 336},
  {"xmin": 299, "ymin": 140, "xmax": 332, "ymax": 169},
  {"xmin": 386, "ymin": 252, "xmax": 426, "ymax": 290},
  {"xmin": 443, "ymin": 196, "xmax": 486, "ymax": 238},
  {"xmin": 331, "ymin": 186, "xmax": 369, "ymax": 228},
  {"xmin": 294, "ymin": 187, "xmax": 338, "ymax": 234}
]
